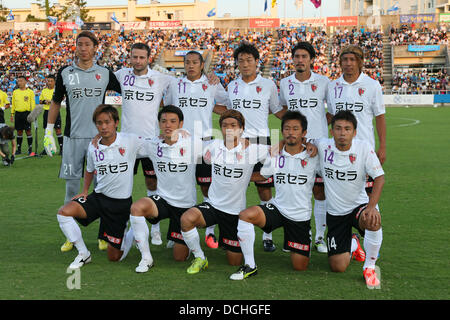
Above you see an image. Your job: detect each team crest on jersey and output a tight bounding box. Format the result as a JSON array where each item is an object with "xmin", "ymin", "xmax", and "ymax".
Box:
[
  {"xmin": 202, "ymin": 84, "xmax": 208, "ymax": 91},
  {"xmin": 349, "ymin": 153, "xmax": 356, "ymax": 164},
  {"xmin": 358, "ymin": 88, "xmax": 365, "ymax": 96},
  {"xmin": 148, "ymin": 79, "xmax": 154, "ymax": 87},
  {"xmin": 236, "ymin": 153, "xmax": 243, "ymax": 161},
  {"xmin": 256, "ymin": 86, "xmax": 262, "ymax": 94},
  {"xmin": 180, "ymin": 148, "xmax": 185, "ymax": 156},
  {"xmin": 311, "ymin": 84, "xmax": 317, "ymax": 92},
  {"xmin": 204, "ymin": 150, "xmax": 211, "ymax": 162},
  {"xmin": 119, "ymin": 147, "xmax": 126, "ymax": 156},
  {"xmin": 95, "ymin": 73, "xmax": 101, "ymax": 81},
  {"xmin": 301, "ymin": 159, "xmax": 307, "ymax": 168}
]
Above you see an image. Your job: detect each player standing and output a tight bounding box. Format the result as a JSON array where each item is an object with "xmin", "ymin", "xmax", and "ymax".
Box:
[
  {"xmin": 278, "ymin": 42, "xmax": 331, "ymax": 253},
  {"xmin": 227, "ymin": 42, "xmax": 285, "ymax": 252},
  {"xmin": 114, "ymin": 42, "xmax": 174, "ymax": 246},
  {"xmin": 315, "ymin": 110, "xmax": 384, "ymax": 289},
  {"xmin": 44, "ymin": 31, "xmax": 121, "ymax": 252},
  {"xmin": 164, "ymin": 50, "xmax": 229, "ymax": 248},
  {"xmin": 230, "ymin": 111, "xmax": 319, "ymax": 280}
]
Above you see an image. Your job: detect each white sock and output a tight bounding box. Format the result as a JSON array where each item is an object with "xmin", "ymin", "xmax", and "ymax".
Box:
[
  {"xmin": 147, "ymin": 189, "xmax": 157, "ymax": 197},
  {"xmin": 181, "ymin": 228, "xmax": 205, "ymax": 260},
  {"xmin": 237, "ymin": 219, "xmax": 256, "ymax": 268},
  {"xmin": 314, "ymin": 199, "xmax": 327, "ymax": 241},
  {"xmin": 119, "ymin": 226, "xmax": 134, "ymax": 261},
  {"xmin": 363, "ymin": 228, "xmax": 383, "ymax": 270},
  {"xmin": 260, "ymin": 201, "xmax": 272, "ymax": 241},
  {"xmin": 151, "ymin": 222, "xmax": 160, "ymax": 234},
  {"xmin": 130, "ymin": 215, "xmax": 152, "ymax": 261},
  {"xmin": 203, "ymin": 196, "xmax": 210, "ymax": 203},
  {"xmin": 351, "ymin": 237, "xmax": 358, "ymax": 253},
  {"xmin": 57, "ymin": 214, "xmax": 88, "ymax": 256}
]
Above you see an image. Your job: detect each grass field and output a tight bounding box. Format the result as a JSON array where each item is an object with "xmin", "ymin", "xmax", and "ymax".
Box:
[{"xmin": 1, "ymin": 106, "xmax": 449, "ymax": 302}]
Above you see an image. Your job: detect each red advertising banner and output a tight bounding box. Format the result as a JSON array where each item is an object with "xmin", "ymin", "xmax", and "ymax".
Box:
[
  {"xmin": 147, "ymin": 20, "xmax": 182, "ymax": 29},
  {"xmin": 249, "ymin": 18, "xmax": 280, "ymax": 28},
  {"xmin": 326, "ymin": 16, "xmax": 358, "ymax": 26},
  {"xmin": 48, "ymin": 21, "xmax": 79, "ymax": 31}
]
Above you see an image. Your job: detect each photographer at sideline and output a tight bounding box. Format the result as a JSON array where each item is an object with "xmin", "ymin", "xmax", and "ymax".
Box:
[{"xmin": 0, "ymin": 124, "xmax": 17, "ymax": 166}]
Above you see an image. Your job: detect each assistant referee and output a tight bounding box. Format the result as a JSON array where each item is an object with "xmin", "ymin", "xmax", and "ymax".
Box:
[{"xmin": 10, "ymin": 76, "xmax": 35, "ymax": 155}]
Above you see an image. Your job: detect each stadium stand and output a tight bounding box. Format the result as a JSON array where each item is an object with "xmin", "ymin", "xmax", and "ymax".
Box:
[{"xmin": 0, "ymin": 22, "xmax": 449, "ymax": 97}]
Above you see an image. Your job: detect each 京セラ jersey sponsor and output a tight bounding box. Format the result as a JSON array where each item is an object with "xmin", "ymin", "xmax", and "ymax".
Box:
[
  {"xmin": 86, "ymin": 133, "xmax": 144, "ymax": 199},
  {"xmin": 205, "ymin": 139, "xmax": 269, "ymax": 215},
  {"xmin": 140, "ymin": 134, "xmax": 203, "ymax": 208},
  {"xmin": 115, "ymin": 67, "xmax": 173, "ymax": 138},
  {"xmin": 227, "ymin": 75, "xmax": 282, "ymax": 138},
  {"xmin": 327, "ymin": 73, "xmax": 385, "ymax": 148},
  {"xmin": 260, "ymin": 148, "xmax": 320, "ymax": 221},
  {"xmin": 315, "ymin": 138, "xmax": 384, "ymax": 216},
  {"xmin": 164, "ymin": 75, "xmax": 229, "ymax": 138},
  {"xmin": 53, "ymin": 63, "xmax": 121, "ymax": 139},
  {"xmin": 279, "ymin": 72, "xmax": 330, "ymax": 139}
]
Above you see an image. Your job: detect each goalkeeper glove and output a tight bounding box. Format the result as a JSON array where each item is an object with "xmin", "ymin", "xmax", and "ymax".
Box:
[{"xmin": 44, "ymin": 125, "xmax": 57, "ymax": 157}]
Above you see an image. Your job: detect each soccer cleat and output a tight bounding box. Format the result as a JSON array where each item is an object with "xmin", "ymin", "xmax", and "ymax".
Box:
[
  {"xmin": 166, "ymin": 240, "xmax": 175, "ymax": 249},
  {"xmin": 230, "ymin": 264, "xmax": 258, "ymax": 280},
  {"xmin": 187, "ymin": 257, "xmax": 208, "ymax": 274},
  {"xmin": 69, "ymin": 252, "xmax": 91, "ymax": 269},
  {"xmin": 205, "ymin": 233, "xmax": 219, "ymax": 249},
  {"xmin": 351, "ymin": 233, "xmax": 366, "ymax": 262},
  {"xmin": 98, "ymin": 239, "xmax": 108, "ymax": 251},
  {"xmin": 61, "ymin": 239, "xmax": 74, "ymax": 252},
  {"xmin": 263, "ymin": 239, "xmax": 276, "ymax": 252},
  {"xmin": 151, "ymin": 231, "xmax": 163, "ymax": 245},
  {"xmin": 315, "ymin": 237, "xmax": 328, "ymax": 253},
  {"xmin": 363, "ymin": 267, "xmax": 380, "ymax": 289},
  {"xmin": 135, "ymin": 258, "xmax": 154, "ymax": 273}
]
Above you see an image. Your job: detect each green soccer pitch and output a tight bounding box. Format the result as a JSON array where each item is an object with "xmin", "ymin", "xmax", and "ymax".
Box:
[{"xmin": 1, "ymin": 106, "xmax": 449, "ymax": 300}]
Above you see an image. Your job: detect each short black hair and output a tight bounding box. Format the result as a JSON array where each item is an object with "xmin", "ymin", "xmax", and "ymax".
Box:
[
  {"xmin": 17, "ymin": 75, "xmax": 27, "ymax": 81},
  {"xmin": 291, "ymin": 41, "xmax": 316, "ymax": 60},
  {"xmin": 184, "ymin": 50, "xmax": 204, "ymax": 64},
  {"xmin": 158, "ymin": 105, "xmax": 184, "ymax": 122},
  {"xmin": 76, "ymin": 30, "xmax": 99, "ymax": 47},
  {"xmin": 131, "ymin": 42, "xmax": 151, "ymax": 58},
  {"xmin": 281, "ymin": 110, "xmax": 308, "ymax": 132},
  {"xmin": 331, "ymin": 110, "xmax": 357, "ymax": 130},
  {"xmin": 233, "ymin": 42, "xmax": 260, "ymax": 62},
  {"xmin": 46, "ymin": 75, "xmax": 56, "ymax": 80}
]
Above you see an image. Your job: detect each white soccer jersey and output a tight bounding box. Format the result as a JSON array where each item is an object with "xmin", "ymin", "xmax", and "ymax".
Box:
[
  {"xmin": 279, "ymin": 72, "xmax": 330, "ymax": 139},
  {"xmin": 315, "ymin": 138, "xmax": 384, "ymax": 216},
  {"xmin": 260, "ymin": 148, "xmax": 320, "ymax": 222},
  {"xmin": 86, "ymin": 133, "xmax": 144, "ymax": 199},
  {"xmin": 140, "ymin": 134, "xmax": 203, "ymax": 208},
  {"xmin": 227, "ymin": 75, "xmax": 283, "ymax": 138},
  {"xmin": 164, "ymin": 75, "xmax": 229, "ymax": 138},
  {"xmin": 115, "ymin": 67, "xmax": 173, "ymax": 138},
  {"xmin": 205, "ymin": 140, "xmax": 269, "ymax": 215},
  {"xmin": 327, "ymin": 73, "xmax": 385, "ymax": 148}
]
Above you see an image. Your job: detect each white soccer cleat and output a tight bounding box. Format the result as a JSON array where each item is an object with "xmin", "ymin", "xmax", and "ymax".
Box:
[
  {"xmin": 69, "ymin": 252, "xmax": 91, "ymax": 269},
  {"xmin": 315, "ymin": 237, "xmax": 328, "ymax": 254},
  {"xmin": 135, "ymin": 258, "xmax": 154, "ymax": 273},
  {"xmin": 166, "ymin": 240, "xmax": 175, "ymax": 248},
  {"xmin": 151, "ymin": 231, "xmax": 163, "ymax": 245}
]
